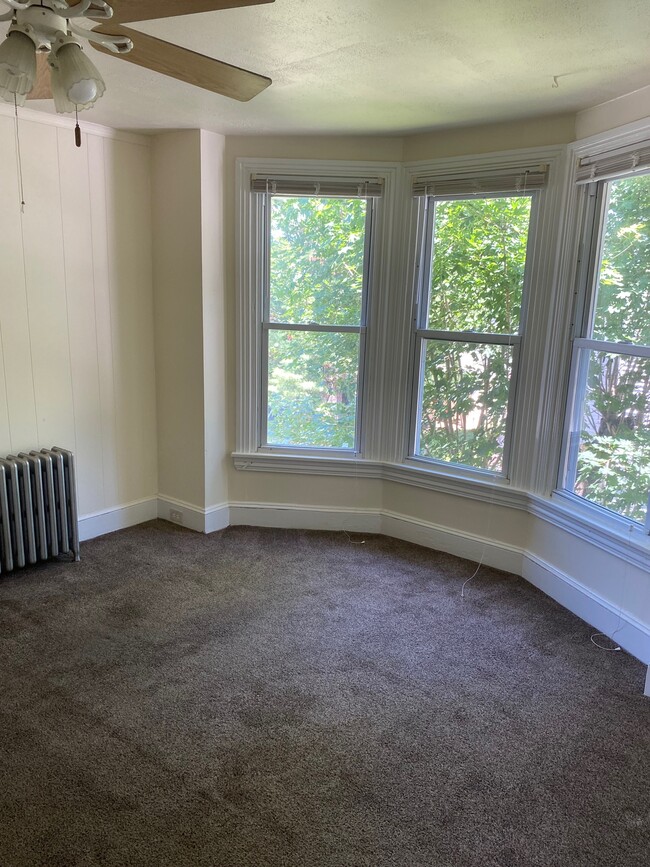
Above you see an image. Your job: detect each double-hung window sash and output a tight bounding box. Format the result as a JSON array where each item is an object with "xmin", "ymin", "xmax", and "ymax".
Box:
[
  {"xmin": 562, "ymin": 147, "xmax": 650, "ymax": 530},
  {"xmin": 252, "ymin": 175, "xmax": 382, "ymax": 452},
  {"xmin": 409, "ymin": 166, "xmax": 546, "ymax": 475}
]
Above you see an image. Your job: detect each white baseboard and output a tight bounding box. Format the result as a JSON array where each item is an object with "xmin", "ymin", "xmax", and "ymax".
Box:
[
  {"xmin": 381, "ymin": 510, "xmax": 524, "ymax": 575},
  {"xmin": 78, "ymin": 497, "xmax": 158, "ymax": 542},
  {"xmin": 205, "ymin": 503, "xmax": 231, "ymax": 534},
  {"xmin": 522, "ymin": 553, "xmax": 650, "ymax": 665},
  {"xmin": 157, "ymin": 496, "xmax": 229, "ymax": 534}
]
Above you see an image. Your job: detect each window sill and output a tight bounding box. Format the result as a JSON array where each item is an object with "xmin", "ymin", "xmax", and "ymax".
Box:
[{"xmin": 232, "ymin": 451, "xmax": 527, "ymax": 510}]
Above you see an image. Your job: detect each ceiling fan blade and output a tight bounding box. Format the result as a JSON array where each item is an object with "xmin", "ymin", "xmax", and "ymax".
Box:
[
  {"xmin": 92, "ymin": 0, "xmax": 275, "ymax": 23},
  {"xmin": 92, "ymin": 25, "xmax": 271, "ymax": 101},
  {"xmin": 27, "ymin": 53, "xmax": 53, "ymax": 100}
]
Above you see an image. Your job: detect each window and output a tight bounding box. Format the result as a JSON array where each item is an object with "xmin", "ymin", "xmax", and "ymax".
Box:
[
  {"xmin": 254, "ymin": 177, "xmax": 380, "ymax": 452},
  {"xmin": 409, "ymin": 169, "xmax": 544, "ymax": 475},
  {"xmin": 562, "ymin": 157, "xmax": 650, "ymax": 529}
]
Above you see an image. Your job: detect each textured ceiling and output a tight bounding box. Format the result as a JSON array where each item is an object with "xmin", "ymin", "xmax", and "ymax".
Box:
[{"xmin": 5, "ymin": 0, "xmax": 650, "ymax": 134}]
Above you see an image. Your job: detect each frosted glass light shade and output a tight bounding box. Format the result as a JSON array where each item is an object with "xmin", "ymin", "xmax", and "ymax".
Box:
[
  {"xmin": 51, "ymin": 42, "xmax": 105, "ymax": 114},
  {"xmin": 0, "ymin": 31, "xmax": 36, "ymax": 105}
]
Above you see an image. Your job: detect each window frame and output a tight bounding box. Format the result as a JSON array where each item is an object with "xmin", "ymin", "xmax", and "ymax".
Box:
[
  {"xmin": 235, "ymin": 157, "xmax": 399, "ymax": 461},
  {"xmin": 406, "ymin": 188, "xmax": 541, "ymax": 481},
  {"xmin": 259, "ymin": 191, "xmax": 375, "ymax": 454},
  {"xmin": 558, "ymin": 170, "xmax": 650, "ymax": 532}
]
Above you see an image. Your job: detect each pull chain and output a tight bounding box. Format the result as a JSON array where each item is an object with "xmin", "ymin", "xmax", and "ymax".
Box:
[
  {"xmin": 13, "ymin": 94, "xmax": 26, "ymax": 212},
  {"xmin": 75, "ymin": 106, "xmax": 81, "ymax": 148}
]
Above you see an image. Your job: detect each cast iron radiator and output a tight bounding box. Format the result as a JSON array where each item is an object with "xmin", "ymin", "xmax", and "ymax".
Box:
[{"xmin": 0, "ymin": 447, "xmax": 80, "ymax": 574}]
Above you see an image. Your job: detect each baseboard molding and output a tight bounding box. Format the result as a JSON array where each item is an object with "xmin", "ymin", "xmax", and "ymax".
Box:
[
  {"xmin": 157, "ymin": 496, "xmax": 229, "ymax": 534},
  {"xmin": 78, "ymin": 497, "xmax": 158, "ymax": 542},
  {"xmin": 522, "ymin": 553, "xmax": 650, "ymax": 665},
  {"xmin": 381, "ymin": 510, "xmax": 524, "ymax": 575}
]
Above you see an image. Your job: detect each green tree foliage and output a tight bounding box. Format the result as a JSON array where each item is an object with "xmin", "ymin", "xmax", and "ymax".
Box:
[
  {"xmin": 266, "ymin": 196, "xmax": 365, "ymax": 447},
  {"xmin": 418, "ymin": 196, "xmax": 531, "ymax": 471},
  {"xmin": 574, "ymin": 175, "xmax": 650, "ymax": 522}
]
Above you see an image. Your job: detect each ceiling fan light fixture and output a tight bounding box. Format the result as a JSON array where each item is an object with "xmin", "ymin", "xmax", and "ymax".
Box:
[
  {"xmin": 51, "ymin": 41, "xmax": 105, "ymax": 113},
  {"xmin": 0, "ymin": 30, "xmax": 37, "ymax": 104}
]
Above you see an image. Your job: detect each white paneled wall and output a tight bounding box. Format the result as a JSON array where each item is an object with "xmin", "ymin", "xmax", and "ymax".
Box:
[{"xmin": 0, "ymin": 113, "xmax": 157, "ymax": 519}]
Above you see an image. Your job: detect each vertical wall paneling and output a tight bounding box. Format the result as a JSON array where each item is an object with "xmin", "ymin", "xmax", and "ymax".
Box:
[
  {"xmin": 0, "ymin": 320, "xmax": 11, "ymax": 454},
  {"xmin": 0, "ymin": 112, "xmax": 156, "ymax": 520},
  {"xmin": 20, "ymin": 120, "xmax": 76, "ymax": 453},
  {"xmin": 0, "ymin": 115, "xmax": 39, "ymax": 452},
  {"xmin": 87, "ymin": 133, "xmax": 119, "ymax": 509},
  {"xmin": 56, "ymin": 126, "xmax": 104, "ymax": 515}
]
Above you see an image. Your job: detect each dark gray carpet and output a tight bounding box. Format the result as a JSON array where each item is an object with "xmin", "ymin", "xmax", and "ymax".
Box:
[{"xmin": 0, "ymin": 521, "xmax": 648, "ymax": 867}]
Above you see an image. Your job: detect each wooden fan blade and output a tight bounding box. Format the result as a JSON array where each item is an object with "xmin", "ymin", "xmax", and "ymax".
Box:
[
  {"xmin": 90, "ymin": 0, "xmax": 275, "ymax": 23},
  {"xmin": 92, "ymin": 25, "xmax": 271, "ymax": 101},
  {"xmin": 27, "ymin": 53, "xmax": 53, "ymax": 100}
]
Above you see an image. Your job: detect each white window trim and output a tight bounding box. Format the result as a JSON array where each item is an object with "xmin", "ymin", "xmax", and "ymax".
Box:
[
  {"xmin": 236, "ymin": 147, "xmax": 569, "ymax": 486},
  {"xmin": 235, "ymin": 157, "xmax": 400, "ymax": 460},
  {"xmin": 396, "ymin": 146, "xmax": 569, "ymax": 493},
  {"xmin": 554, "ymin": 118, "xmax": 650, "ymax": 535},
  {"xmin": 407, "ymin": 190, "xmax": 537, "ymax": 480}
]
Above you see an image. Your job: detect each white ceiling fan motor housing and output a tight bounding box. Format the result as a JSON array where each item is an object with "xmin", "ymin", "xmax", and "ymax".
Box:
[{"xmin": 11, "ymin": 6, "xmax": 68, "ymax": 52}]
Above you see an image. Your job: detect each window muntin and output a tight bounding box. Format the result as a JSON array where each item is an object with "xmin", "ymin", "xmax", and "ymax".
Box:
[
  {"xmin": 412, "ymin": 193, "xmax": 534, "ymax": 474},
  {"xmin": 563, "ymin": 172, "xmax": 650, "ymax": 527},
  {"xmin": 262, "ymin": 195, "xmax": 371, "ymax": 451}
]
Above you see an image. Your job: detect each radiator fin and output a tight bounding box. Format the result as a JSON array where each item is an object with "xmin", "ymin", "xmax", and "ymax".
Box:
[{"xmin": 0, "ymin": 448, "xmax": 80, "ymax": 575}]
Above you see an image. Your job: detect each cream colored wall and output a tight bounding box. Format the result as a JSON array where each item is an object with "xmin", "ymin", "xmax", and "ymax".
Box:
[
  {"xmin": 152, "ymin": 129, "xmax": 229, "ymax": 515},
  {"xmin": 528, "ymin": 519, "xmax": 650, "ymax": 632},
  {"xmin": 225, "ymin": 135, "xmax": 404, "ymax": 163},
  {"xmin": 576, "ymin": 85, "xmax": 650, "ymax": 140},
  {"xmin": 152, "ymin": 130, "xmax": 206, "ymax": 508},
  {"xmin": 404, "ymin": 113, "xmax": 576, "ymax": 161},
  {"xmin": 0, "ymin": 113, "xmax": 157, "ymax": 518},
  {"xmin": 200, "ymin": 129, "xmax": 229, "ymax": 509},
  {"xmin": 382, "ymin": 482, "xmax": 531, "ymax": 551}
]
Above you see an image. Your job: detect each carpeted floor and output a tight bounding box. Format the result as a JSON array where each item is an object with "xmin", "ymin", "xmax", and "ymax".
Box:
[{"xmin": 0, "ymin": 521, "xmax": 648, "ymax": 867}]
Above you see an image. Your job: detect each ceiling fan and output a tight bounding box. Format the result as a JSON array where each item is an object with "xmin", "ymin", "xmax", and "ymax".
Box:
[{"xmin": 0, "ymin": 0, "xmax": 274, "ymax": 114}]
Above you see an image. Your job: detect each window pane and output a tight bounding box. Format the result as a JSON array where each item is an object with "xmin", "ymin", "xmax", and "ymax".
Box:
[
  {"xmin": 267, "ymin": 330, "xmax": 359, "ymax": 448},
  {"xmin": 571, "ymin": 350, "xmax": 650, "ymax": 522},
  {"xmin": 416, "ymin": 340, "xmax": 513, "ymax": 472},
  {"xmin": 427, "ymin": 195, "xmax": 532, "ymax": 334},
  {"xmin": 593, "ymin": 174, "xmax": 650, "ymax": 345},
  {"xmin": 269, "ymin": 196, "xmax": 367, "ymax": 327}
]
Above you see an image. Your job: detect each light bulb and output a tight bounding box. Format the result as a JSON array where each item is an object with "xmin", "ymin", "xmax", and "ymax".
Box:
[
  {"xmin": 68, "ymin": 79, "xmax": 97, "ymax": 104},
  {"xmin": 51, "ymin": 41, "xmax": 105, "ymax": 113}
]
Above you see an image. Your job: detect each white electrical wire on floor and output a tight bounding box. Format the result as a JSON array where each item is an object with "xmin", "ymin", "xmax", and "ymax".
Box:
[
  {"xmin": 461, "ymin": 551, "xmax": 487, "ymax": 598},
  {"xmin": 589, "ymin": 523, "xmax": 634, "ymax": 653}
]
